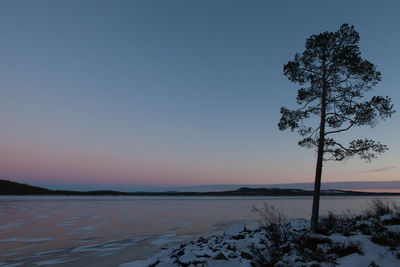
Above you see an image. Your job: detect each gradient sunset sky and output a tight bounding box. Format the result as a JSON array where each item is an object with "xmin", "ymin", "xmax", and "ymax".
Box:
[{"xmin": 1, "ymin": 1, "xmax": 399, "ymax": 190}]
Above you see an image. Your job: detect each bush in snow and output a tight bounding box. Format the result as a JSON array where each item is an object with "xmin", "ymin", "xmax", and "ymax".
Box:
[
  {"xmin": 251, "ymin": 204, "xmax": 291, "ymax": 266},
  {"xmin": 328, "ymin": 241, "xmax": 363, "ymax": 258},
  {"xmin": 252, "ymin": 204, "xmax": 290, "ymax": 246},
  {"xmin": 318, "ymin": 211, "xmax": 337, "ymax": 235},
  {"xmin": 371, "ymin": 230, "xmax": 400, "ymax": 249},
  {"xmin": 318, "ymin": 212, "xmax": 367, "ymax": 236},
  {"xmin": 295, "ymin": 233, "xmax": 335, "ymax": 263},
  {"xmin": 363, "ymin": 199, "xmax": 393, "ymax": 217}
]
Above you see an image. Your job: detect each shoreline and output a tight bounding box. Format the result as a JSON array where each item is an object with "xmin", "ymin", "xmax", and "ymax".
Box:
[{"xmin": 119, "ymin": 204, "xmax": 400, "ymax": 266}]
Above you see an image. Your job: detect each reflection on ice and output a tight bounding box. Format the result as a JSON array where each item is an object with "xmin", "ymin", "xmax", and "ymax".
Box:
[
  {"xmin": 35, "ymin": 258, "xmax": 70, "ymax": 266},
  {"xmin": 0, "ymin": 237, "xmax": 53, "ymax": 242},
  {"xmin": 0, "ymin": 262, "xmax": 24, "ymax": 267},
  {"xmin": 0, "ymin": 222, "xmax": 24, "ymax": 230}
]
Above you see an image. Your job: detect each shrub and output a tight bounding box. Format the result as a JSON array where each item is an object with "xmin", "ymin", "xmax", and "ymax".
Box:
[
  {"xmin": 252, "ymin": 204, "xmax": 289, "ymax": 245},
  {"xmin": 371, "ymin": 231, "xmax": 400, "ymax": 249},
  {"xmin": 297, "ymin": 234, "xmax": 332, "ymax": 253},
  {"xmin": 251, "ymin": 204, "xmax": 291, "ymax": 266},
  {"xmin": 318, "ymin": 212, "xmax": 337, "ymax": 235},
  {"xmin": 250, "ymin": 243, "xmax": 273, "ymax": 267},
  {"xmin": 368, "ymin": 261, "xmax": 380, "ymax": 267},
  {"xmin": 252, "ymin": 204, "xmax": 288, "ymax": 231},
  {"xmin": 294, "ymin": 233, "xmax": 334, "ymax": 263},
  {"xmin": 318, "ymin": 212, "xmax": 360, "ymax": 236},
  {"xmin": 392, "ymin": 202, "xmax": 400, "ymax": 216},
  {"xmin": 382, "ymin": 216, "xmax": 400, "ymax": 226},
  {"xmin": 363, "ymin": 199, "xmax": 392, "ymax": 217},
  {"xmin": 328, "ymin": 241, "xmax": 363, "ymax": 258}
]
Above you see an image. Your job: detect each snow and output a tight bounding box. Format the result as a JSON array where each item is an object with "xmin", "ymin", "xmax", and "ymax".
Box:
[
  {"xmin": 387, "ymin": 225, "xmax": 400, "ymax": 232},
  {"xmin": 119, "ymin": 213, "xmax": 400, "ymax": 267},
  {"xmin": 380, "ymin": 214, "xmax": 395, "ymax": 221},
  {"xmin": 119, "ymin": 226, "xmax": 267, "ymax": 267},
  {"xmin": 223, "ymin": 222, "xmax": 245, "ymax": 238},
  {"xmin": 290, "ymin": 218, "xmax": 309, "ymax": 231},
  {"xmin": 337, "ymin": 235, "xmax": 397, "ymax": 267}
]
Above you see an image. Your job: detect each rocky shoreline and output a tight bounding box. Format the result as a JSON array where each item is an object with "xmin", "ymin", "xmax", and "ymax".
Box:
[{"xmin": 120, "ymin": 201, "xmax": 400, "ymax": 267}]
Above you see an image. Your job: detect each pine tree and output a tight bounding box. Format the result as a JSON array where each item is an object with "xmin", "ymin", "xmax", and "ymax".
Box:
[{"xmin": 278, "ymin": 24, "xmax": 395, "ymax": 232}]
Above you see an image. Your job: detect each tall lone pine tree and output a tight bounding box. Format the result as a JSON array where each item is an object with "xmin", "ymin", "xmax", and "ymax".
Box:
[{"xmin": 278, "ymin": 24, "xmax": 395, "ymax": 232}]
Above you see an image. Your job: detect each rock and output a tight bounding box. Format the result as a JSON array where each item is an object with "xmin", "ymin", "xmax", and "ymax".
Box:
[
  {"xmin": 387, "ymin": 225, "xmax": 400, "ymax": 232},
  {"xmin": 228, "ymin": 252, "xmax": 237, "ymax": 258},
  {"xmin": 380, "ymin": 214, "xmax": 395, "ymax": 221},
  {"xmin": 206, "ymin": 259, "xmax": 237, "ymax": 267},
  {"xmin": 213, "ymin": 252, "xmax": 228, "ymax": 260},
  {"xmin": 273, "ymin": 260, "xmax": 285, "ymax": 267},
  {"xmin": 240, "ymin": 251, "xmax": 253, "ymax": 260},
  {"xmin": 195, "ymin": 253, "xmax": 211, "ymax": 258},
  {"xmin": 179, "ymin": 252, "xmax": 206, "ymax": 265},
  {"xmin": 119, "ymin": 258, "xmax": 159, "ymax": 267},
  {"xmin": 197, "ymin": 237, "xmax": 208, "ymax": 243},
  {"xmin": 176, "ymin": 249, "xmax": 184, "ymax": 256},
  {"xmin": 232, "ymin": 233, "xmax": 246, "ymax": 240},
  {"xmin": 208, "ymin": 245, "xmax": 218, "ymax": 252},
  {"xmin": 226, "ymin": 243, "xmax": 236, "ymax": 251},
  {"xmin": 224, "ymin": 223, "xmax": 246, "ymax": 238}
]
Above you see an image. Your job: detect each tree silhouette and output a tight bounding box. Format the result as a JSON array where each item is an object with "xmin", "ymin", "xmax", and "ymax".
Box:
[{"xmin": 278, "ymin": 24, "xmax": 395, "ymax": 232}]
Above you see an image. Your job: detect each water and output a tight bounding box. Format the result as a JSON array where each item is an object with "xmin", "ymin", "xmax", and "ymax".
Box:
[{"xmin": 1, "ymin": 195, "xmax": 399, "ymax": 266}]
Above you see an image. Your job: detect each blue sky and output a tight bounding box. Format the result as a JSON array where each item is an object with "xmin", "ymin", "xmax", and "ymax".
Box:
[{"xmin": 0, "ymin": 1, "xmax": 399, "ymax": 190}]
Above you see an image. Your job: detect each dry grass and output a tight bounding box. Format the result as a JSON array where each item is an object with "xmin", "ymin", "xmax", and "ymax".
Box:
[{"xmin": 363, "ymin": 199, "xmax": 392, "ymax": 217}]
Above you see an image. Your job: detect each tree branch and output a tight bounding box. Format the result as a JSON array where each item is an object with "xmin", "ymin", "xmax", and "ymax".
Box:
[{"xmin": 324, "ymin": 122, "xmax": 355, "ymax": 135}]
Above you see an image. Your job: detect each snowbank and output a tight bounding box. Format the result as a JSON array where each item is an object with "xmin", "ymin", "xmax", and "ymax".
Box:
[{"xmin": 120, "ymin": 214, "xmax": 400, "ymax": 266}]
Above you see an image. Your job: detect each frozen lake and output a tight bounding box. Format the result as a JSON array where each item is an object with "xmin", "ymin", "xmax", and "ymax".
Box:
[{"xmin": 1, "ymin": 195, "xmax": 400, "ymax": 266}]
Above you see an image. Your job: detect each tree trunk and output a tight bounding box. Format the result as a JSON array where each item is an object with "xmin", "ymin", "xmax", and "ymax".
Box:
[{"xmin": 310, "ymin": 60, "xmax": 328, "ymax": 233}]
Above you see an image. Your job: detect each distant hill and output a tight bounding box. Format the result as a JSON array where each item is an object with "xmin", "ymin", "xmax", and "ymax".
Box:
[
  {"xmin": 0, "ymin": 179, "xmax": 53, "ymax": 195},
  {"xmin": 154, "ymin": 181, "xmax": 400, "ymax": 192},
  {"xmin": 1, "ymin": 179, "xmax": 400, "ymax": 196}
]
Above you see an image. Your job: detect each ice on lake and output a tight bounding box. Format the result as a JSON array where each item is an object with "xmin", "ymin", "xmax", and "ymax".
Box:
[{"xmin": 1, "ymin": 195, "xmax": 400, "ymax": 266}]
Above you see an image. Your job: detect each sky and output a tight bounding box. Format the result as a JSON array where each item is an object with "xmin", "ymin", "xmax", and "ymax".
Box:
[{"xmin": 0, "ymin": 1, "xmax": 399, "ymax": 191}]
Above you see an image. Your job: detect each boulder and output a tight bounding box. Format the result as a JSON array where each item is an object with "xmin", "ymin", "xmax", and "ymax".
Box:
[{"xmin": 224, "ymin": 223, "xmax": 246, "ymax": 239}]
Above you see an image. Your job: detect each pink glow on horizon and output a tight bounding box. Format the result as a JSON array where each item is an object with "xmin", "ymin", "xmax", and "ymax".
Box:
[
  {"xmin": 0, "ymin": 140, "xmax": 257, "ymax": 186},
  {"xmin": 1, "ymin": 132, "xmax": 399, "ymax": 188},
  {"xmin": 0, "ymin": 135, "xmax": 301, "ymax": 186}
]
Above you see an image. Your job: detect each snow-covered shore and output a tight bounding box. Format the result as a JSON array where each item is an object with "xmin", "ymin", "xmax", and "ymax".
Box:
[{"xmin": 120, "ymin": 203, "xmax": 400, "ymax": 267}]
